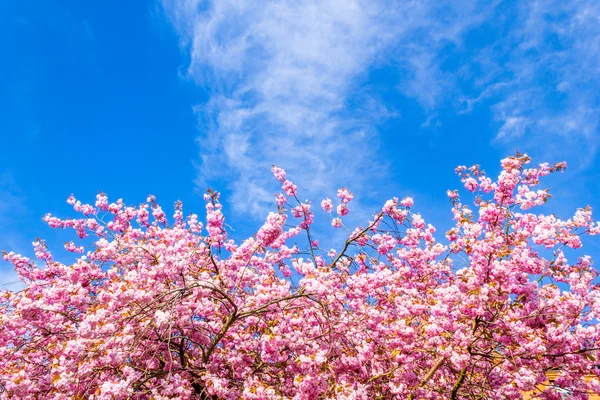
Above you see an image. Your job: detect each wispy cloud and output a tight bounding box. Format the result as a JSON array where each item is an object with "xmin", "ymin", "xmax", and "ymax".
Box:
[
  {"xmin": 162, "ymin": 0, "xmax": 600, "ymax": 216},
  {"xmin": 163, "ymin": 0, "xmax": 392, "ymax": 216},
  {"xmin": 161, "ymin": 0, "xmax": 496, "ymax": 216},
  {"xmin": 466, "ymin": 0, "xmax": 600, "ymax": 164},
  {"xmin": 405, "ymin": 0, "xmax": 600, "ymax": 163}
]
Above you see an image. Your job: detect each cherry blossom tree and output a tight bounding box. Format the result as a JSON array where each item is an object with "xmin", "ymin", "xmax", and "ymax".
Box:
[{"xmin": 2, "ymin": 154, "xmax": 600, "ymax": 399}]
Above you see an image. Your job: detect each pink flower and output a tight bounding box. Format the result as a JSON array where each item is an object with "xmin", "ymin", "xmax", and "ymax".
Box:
[
  {"xmin": 321, "ymin": 198, "xmax": 333, "ymax": 212},
  {"xmin": 463, "ymin": 177, "xmax": 478, "ymax": 192},
  {"xmin": 95, "ymin": 193, "xmax": 109, "ymax": 210},
  {"xmin": 275, "ymin": 193, "xmax": 287, "ymax": 206},
  {"xmin": 32, "ymin": 240, "xmax": 52, "ymax": 261},
  {"xmin": 43, "ymin": 214, "xmax": 64, "ymax": 228},
  {"xmin": 64, "ymin": 241, "xmax": 84, "ymax": 253},
  {"xmin": 271, "ymin": 166, "xmax": 287, "ymax": 182},
  {"xmin": 400, "ymin": 197, "xmax": 414, "ymax": 207},
  {"xmin": 337, "ymin": 204, "xmax": 349, "ymax": 217},
  {"xmin": 337, "ymin": 187, "xmax": 354, "ymax": 204},
  {"xmin": 282, "ymin": 180, "xmax": 297, "ymax": 196},
  {"xmin": 447, "ymin": 190, "xmax": 459, "ymax": 200},
  {"xmin": 412, "ymin": 214, "xmax": 426, "ymax": 229},
  {"xmin": 256, "ymin": 212, "xmax": 286, "ymax": 247}
]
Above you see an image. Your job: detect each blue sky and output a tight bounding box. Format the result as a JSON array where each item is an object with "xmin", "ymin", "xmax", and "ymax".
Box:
[{"xmin": 2, "ymin": 0, "xmax": 600, "ymax": 287}]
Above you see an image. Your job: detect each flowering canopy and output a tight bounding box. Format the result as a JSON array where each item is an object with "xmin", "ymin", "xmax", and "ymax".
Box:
[{"xmin": 2, "ymin": 154, "xmax": 600, "ymax": 399}]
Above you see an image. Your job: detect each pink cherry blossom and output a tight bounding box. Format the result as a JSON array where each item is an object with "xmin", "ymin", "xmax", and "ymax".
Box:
[
  {"xmin": 276, "ymin": 193, "xmax": 287, "ymax": 206},
  {"xmin": 1, "ymin": 154, "xmax": 599, "ymax": 400},
  {"xmin": 463, "ymin": 177, "xmax": 478, "ymax": 192},
  {"xmin": 400, "ymin": 197, "xmax": 414, "ymax": 207},
  {"xmin": 321, "ymin": 197, "xmax": 333, "ymax": 212},
  {"xmin": 337, "ymin": 203, "xmax": 349, "ymax": 216},
  {"xmin": 337, "ymin": 187, "xmax": 354, "ymax": 204},
  {"xmin": 271, "ymin": 165, "xmax": 287, "ymax": 182},
  {"xmin": 282, "ymin": 180, "xmax": 297, "ymax": 196}
]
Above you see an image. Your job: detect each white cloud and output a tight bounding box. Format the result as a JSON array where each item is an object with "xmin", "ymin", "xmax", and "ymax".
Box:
[
  {"xmin": 163, "ymin": 0, "xmax": 391, "ymax": 216},
  {"xmin": 162, "ymin": 0, "xmax": 600, "ymax": 218},
  {"xmin": 162, "ymin": 0, "xmax": 496, "ymax": 217},
  {"xmin": 464, "ymin": 0, "xmax": 600, "ymax": 163}
]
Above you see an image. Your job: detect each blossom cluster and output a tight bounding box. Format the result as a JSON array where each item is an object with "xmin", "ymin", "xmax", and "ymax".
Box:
[{"xmin": 2, "ymin": 154, "xmax": 600, "ymax": 399}]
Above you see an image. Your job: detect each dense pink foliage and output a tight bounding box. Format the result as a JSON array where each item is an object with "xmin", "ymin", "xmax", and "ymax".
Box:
[{"xmin": 2, "ymin": 154, "xmax": 600, "ymax": 399}]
